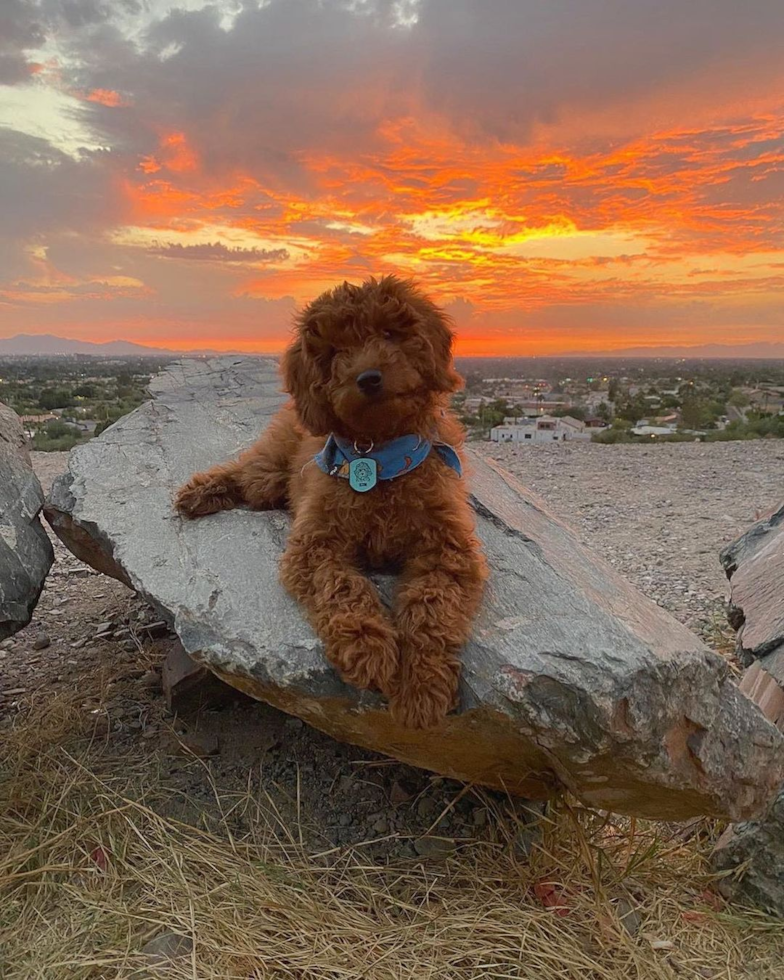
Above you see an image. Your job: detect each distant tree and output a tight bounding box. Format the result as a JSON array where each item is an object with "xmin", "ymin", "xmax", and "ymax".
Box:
[
  {"xmin": 73, "ymin": 383, "xmax": 97, "ymax": 398},
  {"xmin": 679, "ymin": 394, "xmax": 718, "ymax": 429},
  {"xmin": 614, "ymin": 393, "xmax": 648, "ymax": 424},
  {"xmin": 479, "ymin": 398, "xmax": 512, "ymax": 432},
  {"xmin": 38, "ymin": 388, "xmax": 73, "ymax": 411},
  {"xmin": 595, "ymin": 401, "xmax": 612, "ymax": 423},
  {"xmin": 608, "ymin": 379, "xmax": 619, "ymax": 402},
  {"xmin": 728, "ymin": 389, "xmax": 750, "ymax": 409}
]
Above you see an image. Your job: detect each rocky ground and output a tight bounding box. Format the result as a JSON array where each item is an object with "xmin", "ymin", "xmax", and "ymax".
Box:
[
  {"xmin": 478, "ymin": 439, "xmax": 784, "ymax": 647},
  {"xmin": 2, "ymin": 441, "xmax": 782, "ymax": 863}
]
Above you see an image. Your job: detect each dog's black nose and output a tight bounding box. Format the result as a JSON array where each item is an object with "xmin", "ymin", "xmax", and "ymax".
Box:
[{"xmin": 356, "ymin": 369, "xmax": 383, "ymax": 395}]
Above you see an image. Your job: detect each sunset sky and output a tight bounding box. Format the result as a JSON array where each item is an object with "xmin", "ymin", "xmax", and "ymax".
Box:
[{"xmin": 1, "ymin": 0, "xmax": 783, "ymax": 355}]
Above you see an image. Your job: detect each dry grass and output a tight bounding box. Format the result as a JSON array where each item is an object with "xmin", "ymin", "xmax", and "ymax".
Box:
[{"xmin": 1, "ymin": 690, "xmax": 782, "ymax": 980}]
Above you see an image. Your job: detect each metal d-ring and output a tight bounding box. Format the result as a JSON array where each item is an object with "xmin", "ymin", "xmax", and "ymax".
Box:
[{"xmin": 353, "ymin": 439, "xmax": 374, "ymax": 456}]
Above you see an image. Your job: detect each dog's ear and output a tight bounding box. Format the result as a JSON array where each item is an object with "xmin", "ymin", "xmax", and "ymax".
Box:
[
  {"xmin": 280, "ymin": 332, "xmax": 335, "ymax": 435},
  {"xmin": 426, "ymin": 307, "xmax": 463, "ymax": 393}
]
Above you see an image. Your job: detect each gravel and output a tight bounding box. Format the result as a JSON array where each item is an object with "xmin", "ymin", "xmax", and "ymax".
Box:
[{"xmin": 477, "ymin": 440, "xmax": 784, "ymax": 643}]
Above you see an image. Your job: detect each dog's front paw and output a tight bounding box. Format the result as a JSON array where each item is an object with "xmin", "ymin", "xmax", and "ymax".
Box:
[
  {"xmin": 390, "ymin": 648, "xmax": 460, "ymax": 729},
  {"xmin": 174, "ymin": 472, "xmax": 239, "ymax": 519},
  {"xmin": 328, "ymin": 618, "xmax": 399, "ymax": 696}
]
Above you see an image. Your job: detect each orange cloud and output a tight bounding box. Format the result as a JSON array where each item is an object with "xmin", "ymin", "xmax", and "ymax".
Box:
[{"xmin": 85, "ymin": 89, "xmax": 130, "ymax": 107}]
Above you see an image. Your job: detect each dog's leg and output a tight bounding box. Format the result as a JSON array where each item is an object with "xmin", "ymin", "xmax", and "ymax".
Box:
[
  {"xmin": 280, "ymin": 528, "xmax": 399, "ymax": 695},
  {"xmin": 175, "ymin": 406, "xmax": 297, "ymax": 518},
  {"xmin": 391, "ymin": 518, "xmax": 487, "ymax": 729}
]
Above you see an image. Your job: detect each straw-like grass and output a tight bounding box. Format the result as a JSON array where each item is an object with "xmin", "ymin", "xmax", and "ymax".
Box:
[{"xmin": 1, "ymin": 689, "xmax": 782, "ymax": 980}]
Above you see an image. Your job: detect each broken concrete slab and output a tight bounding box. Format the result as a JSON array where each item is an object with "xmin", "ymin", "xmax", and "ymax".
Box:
[
  {"xmin": 1, "ymin": 402, "xmax": 54, "ymax": 639},
  {"xmin": 45, "ymin": 358, "xmax": 784, "ymax": 821}
]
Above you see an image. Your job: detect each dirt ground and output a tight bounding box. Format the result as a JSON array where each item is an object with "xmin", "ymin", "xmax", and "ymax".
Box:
[{"xmin": 2, "ymin": 443, "xmax": 783, "ymax": 978}]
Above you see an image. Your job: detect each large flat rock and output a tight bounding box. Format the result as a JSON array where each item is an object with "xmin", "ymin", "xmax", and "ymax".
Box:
[
  {"xmin": 1, "ymin": 403, "xmax": 54, "ymax": 639},
  {"xmin": 45, "ymin": 358, "xmax": 784, "ymax": 820}
]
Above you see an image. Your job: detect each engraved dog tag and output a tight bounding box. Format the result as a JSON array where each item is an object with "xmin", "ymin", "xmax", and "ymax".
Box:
[{"xmin": 349, "ymin": 457, "xmax": 377, "ymax": 492}]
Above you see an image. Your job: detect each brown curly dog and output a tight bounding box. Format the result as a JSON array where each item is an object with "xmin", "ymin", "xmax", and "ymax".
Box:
[{"xmin": 175, "ymin": 276, "xmax": 487, "ymax": 729}]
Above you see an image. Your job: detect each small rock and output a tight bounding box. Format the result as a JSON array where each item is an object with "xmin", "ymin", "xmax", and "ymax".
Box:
[
  {"xmin": 616, "ymin": 895, "xmax": 642, "ymax": 937},
  {"xmin": 32, "ymin": 633, "xmax": 51, "ymax": 650},
  {"xmin": 95, "ymin": 621, "xmax": 114, "ymax": 633},
  {"xmin": 138, "ymin": 670, "xmax": 161, "ymax": 691},
  {"xmin": 71, "ymin": 639, "xmax": 87, "ymax": 650},
  {"xmin": 416, "ymin": 796, "xmax": 438, "ymax": 821},
  {"xmin": 285, "ymin": 717, "xmax": 304, "ymax": 732},
  {"xmin": 141, "ymin": 931, "xmax": 194, "ymax": 967},
  {"xmin": 414, "ymin": 836, "xmax": 456, "ymax": 860},
  {"xmin": 513, "ymin": 824, "xmax": 541, "ymax": 859},
  {"xmin": 371, "ymin": 816, "xmax": 389, "ymax": 835},
  {"xmin": 389, "ymin": 780, "xmax": 414, "ymax": 805},
  {"xmin": 471, "ymin": 807, "xmax": 488, "ymax": 829},
  {"xmin": 175, "ymin": 730, "xmax": 220, "ymax": 757}
]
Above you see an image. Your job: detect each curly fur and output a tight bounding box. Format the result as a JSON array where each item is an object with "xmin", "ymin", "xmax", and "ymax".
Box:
[{"xmin": 175, "ymin": 276, "xmax": 488, "ymax": 729}]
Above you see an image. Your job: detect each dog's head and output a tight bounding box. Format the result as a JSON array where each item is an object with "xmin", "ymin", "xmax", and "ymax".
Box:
[{"xmin": 281, "ymin": 276, "xmax": 461, "ymax": 441}]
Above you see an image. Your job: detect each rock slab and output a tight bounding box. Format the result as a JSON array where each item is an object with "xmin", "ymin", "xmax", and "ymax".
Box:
[
  {"xmin": 721, "ymin": 502, "xmax": 784, "ymax": 665},
  {"xmin": 714, "ymin": 506, "xmax": 784, "ymax": 913},
  {"xmin": 0, "ymin": 402, "xmax": 54, "ymax": 639},
  {"xmin": 45, "ymin": 358, "xmax": 784, "ymax": 821}
]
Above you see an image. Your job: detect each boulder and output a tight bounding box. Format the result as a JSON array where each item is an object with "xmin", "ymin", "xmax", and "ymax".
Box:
[
  {"xmin": 0, "ymin": 402, "xmax": 54, "ymax": 639},
  {"xmin": 713, "ymin": 506, "xmax": 784, "ymax": 913},
  {"xmin": 721, "ymin": 502, "xmax": 784, "ymax": 665},
  {"xmin": 45, "ymin": 358, "xmax": 784, "ymax": 821}
]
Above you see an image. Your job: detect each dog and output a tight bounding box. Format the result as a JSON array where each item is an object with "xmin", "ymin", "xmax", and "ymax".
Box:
[{"xmin": 175, "ymin": 276, "xmax": 487, "ymax": 729}]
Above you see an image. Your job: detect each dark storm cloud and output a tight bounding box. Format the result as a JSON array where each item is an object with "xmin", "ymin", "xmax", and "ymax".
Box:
[
  {"xmin": 0, "ymin": 0, "xmax": 45, "ymax": 83},
  {"xmin": 0, "ymin": 130, "xmax": 122, "ymax": 237},
  {"xmin": 7, "ymin": 0, "xmax": 784, "ymax": 174},
  {"xmin": 415, "ymin": 0, "xmax": 784, "ymax": 141}
]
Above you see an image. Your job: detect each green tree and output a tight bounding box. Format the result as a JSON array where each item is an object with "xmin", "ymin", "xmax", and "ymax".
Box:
[
  {"xmin": 728, "ymin": 389, "xmax": 750, "ymax": 409},
  {"xmin": 38, "ymin": 388, "xmax": 73, "ymax": 411}
]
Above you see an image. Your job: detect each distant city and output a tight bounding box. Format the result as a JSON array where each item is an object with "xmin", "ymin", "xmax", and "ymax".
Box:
[
  {"xmin": 454, "ymin": 356, "xmax": 784, "ymax": 444},
  {"xmin": 1, "ymin": 351, "xmax": 783, "ymax": 451}
]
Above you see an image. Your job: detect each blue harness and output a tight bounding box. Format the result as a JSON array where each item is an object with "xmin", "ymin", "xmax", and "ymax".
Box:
[{"xmin": 314, "ymin": 433, "xmax": 462, "ymax": 492}]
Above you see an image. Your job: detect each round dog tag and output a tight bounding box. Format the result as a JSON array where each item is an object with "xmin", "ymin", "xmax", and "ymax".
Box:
[{"xmin": 349, "ymin": 457, "xmax": 377, "ymax": 492}]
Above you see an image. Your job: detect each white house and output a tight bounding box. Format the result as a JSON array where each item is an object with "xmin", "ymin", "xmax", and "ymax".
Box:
[
  {"xmin": 631, "ymin": 423, "xmax": 677, "ymax": 436},
  {"xmin": 490, "ymin": 415, "xmax": 601, "ymax": 444}
]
